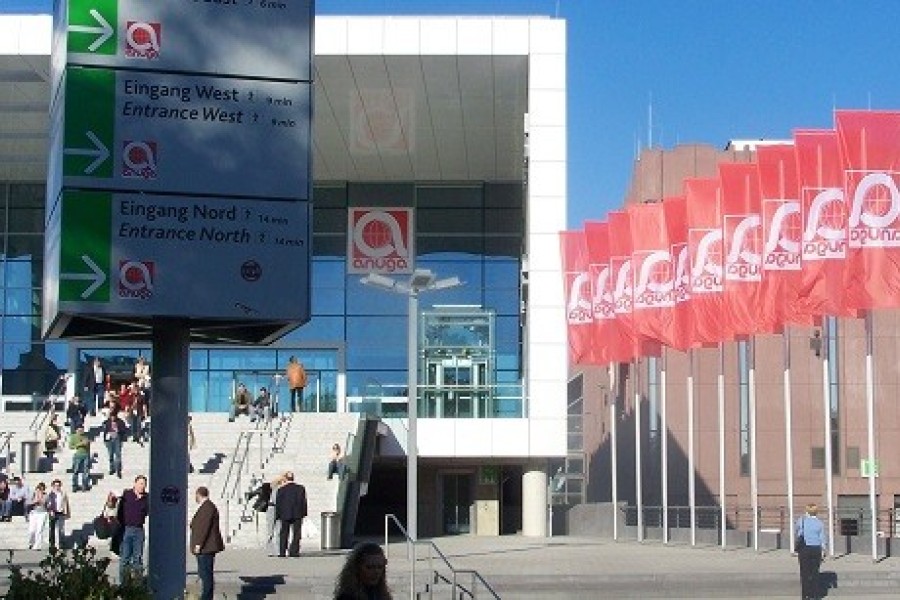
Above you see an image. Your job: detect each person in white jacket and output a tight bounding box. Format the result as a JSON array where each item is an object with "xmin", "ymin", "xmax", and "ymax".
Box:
[
  {"xmin": 47, "ymin": 479, "xmax": 71, "ymax": 550},
  {"xmin": 27, "ymin": 482, "xmax": 49, "ymax": 550}
]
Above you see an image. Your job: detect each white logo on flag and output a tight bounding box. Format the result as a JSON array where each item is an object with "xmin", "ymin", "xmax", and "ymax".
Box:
[
  {"xmin": 592, "ymin": 265, "xmax": 615, "ymax": 320},
  {"xmin": 633, "ymin": 250, "xmax": 674, "ymax": 309},
  {"xmin": 847, "ymin": 171, "xmax": 900, "ymax": 248},
  {"xmin": 690, "ymin": 229, "xmax": 724, "ymax": 293},
  {"xmin": 566, "ymin": 272, "xmax": 593, "ymax": 324},
  {"xmin": 763, "ymin": 200, "xmax": 801, "ymax": 271},
  {"xmin": 612, "ymin": 259, "xmax": 633, "ymax": 314},
  {"xmin": 725, "ymin": 215, "xmax": 762, "ymax": 282},
  {"xmin": 802, "ymin": 187, "xmax": 847, "ymax": 260}
]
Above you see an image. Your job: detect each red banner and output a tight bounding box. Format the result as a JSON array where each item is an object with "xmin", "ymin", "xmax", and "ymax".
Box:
[
  {"xmin": 629, "ymin": 202, "xmax": 676, "ymax": 348},
  {"xmin": 685, "ymin": 178, "xmax": 732, "ymax": 345},
  {"xmin": 836, "ymin": 110, "xmax": 900, "ymax": 310},
  {"xmin": 664, "ymin": 195, "xmax": 694, "ymax": 350},
  {"xmin": 719, "ymin": 163, "xmax": 765, "ymax": 335},
  {"xmin": 757, "ymin": 144, "xmax": 811, "ymax": 328},
  {"xmin": 560, "ymin": 230, "xmax": 593, "ymax": 365},
  {"xmin": 584, "ymin": 221, "xmax": 634, "ymax": 364},
  {"xmin": 794, "ymin": 129, "xmax": 854, "ymax": 318}
]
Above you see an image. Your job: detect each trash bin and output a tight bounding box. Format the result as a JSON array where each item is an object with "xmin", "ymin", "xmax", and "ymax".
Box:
[
  {"xmin": 321, "ymin": 511, "xmax": 341, "ymax": 550},
  {"xmin": 20, "ymin": 440, "xmax": 40, "ymax": 473}
]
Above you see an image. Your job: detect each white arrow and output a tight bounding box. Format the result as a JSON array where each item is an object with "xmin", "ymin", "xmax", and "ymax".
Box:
[
  {"xmin": 63, "ymin": 130, "xmax": 110, "ymax": 175},
  {"xmin": 69, "ymin": 9, "xmax": 114, "ymax": 53},
  {"xmin": 61, "ymin": 255, "xmax": 107, "ymax": 299}
]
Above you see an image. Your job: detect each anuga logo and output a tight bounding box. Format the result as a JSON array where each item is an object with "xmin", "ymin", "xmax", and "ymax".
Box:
[
  {"xmin": 633, "ymin": 250, "xmax": 674, "ymax": 309},
  {"xmin": 762, "ymin": 199, "xmax": 801, "ymax": 271},
  {"xmin": 122, "ymin": 141, "xmax": 158, "ymax": 179},
  {"xmin": 724, "ymin": 214, "xmax": 762, "ymax": 282},
  {"xmin": 118, "ymin": 260, "xmax": 154, "ymax": 300},
  {"xmin": 847, "ymin": 170, "xmax": 900, "ymax": 248},
  {"xmin": 611, "ymin": 257, "xmax": 633, "ymax": 314},
  {"xmin": 565, "ymin": 271, "xmax": 592, "ymax": 324},
  {"xmin": 689, "ymin": 228, "xmax": 724, "ymax": 293},
  {"xmin": 348, "ymin": 208, "xmax": 413, "ymax": 274},
  {"xmin": 802, "ymin": 187, "xmax": 847, "ymax": 260},
  {"xmin": 591, "ymin": 265, "xmax": 615, "ymax": 320},
  {"xmin": 672, "ymin": 243, "xmax": 691, "ymax": 303},
  {"xmin": 124, "ymin": 22, "xmax": 161, "ymax": 60}
]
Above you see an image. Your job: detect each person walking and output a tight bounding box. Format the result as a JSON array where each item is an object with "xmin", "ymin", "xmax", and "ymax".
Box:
[
  {"xmin": 117, "ymin": 475, "xmax": 149, "ymax": 583},
  {"xmin": 26, "ymin": 482, "xmax": 49, "ymax": 550},
  {"xmin": 65, "ymin": 395, "xmax": 87, "ymax": 432},
  {"xmin": 102, "ymin": 412, "xmax": 128, "ymax": 479},
  {"xmin": 333, "ymin": 542, "xmax": 393, "ymax": 600},
  {"xmin": 68, "ymin": 426, "xmax": 91, "ymax": 492},
  {"xmin": 190, "ymin": 486, "xmax": 225, "ymax": 600},
  {"xmin": 327, "ymin": 443, "xmax": 346, "ymax": 480},
  {"xmin": 42, "ymin": 413, "xmax": 62, "ymax": 460},
  {"xmin": 274, "ymin": 471, "xmax": 307, "ymax": 557},
  {"xmin": 83, "ymin": 357, "xmax": 106, "ymax": 416},
  {"xmin": 46, "ymin": 479, "xmax": 70, "ymax": 550},
  {"xmin": 248, "ymin": 473, "xmax": 286, "ymax": 556},
  {"xmin": 285, "ymin": 357, "xmax": 307, "ymax": 412},
  {"xmin": 795, "ymin": 503, "xmax": 828, "ymax": 600},
  {"xmin": 0, "ymin": 478, "xmax": 12, "ymax": 522}
]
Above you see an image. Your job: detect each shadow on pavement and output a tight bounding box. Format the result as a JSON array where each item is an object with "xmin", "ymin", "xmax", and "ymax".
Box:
[
  {"xmin": 235, "ymin": 574, "xmax": 287, "ymax": 599},
  {"xmin": 820, "ymin": 570, "xmax": 837, "ymax": 597}
]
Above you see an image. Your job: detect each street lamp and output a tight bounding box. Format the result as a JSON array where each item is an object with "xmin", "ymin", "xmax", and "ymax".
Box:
[{"xmin": 361, "ymin": 268, "xmax": 461, "ymax": 540}]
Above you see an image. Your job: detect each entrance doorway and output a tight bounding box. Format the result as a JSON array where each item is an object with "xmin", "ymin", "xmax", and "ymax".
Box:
[{"xmin": 440, "ymin": 472, "xmax": 473, "ymax": 535}]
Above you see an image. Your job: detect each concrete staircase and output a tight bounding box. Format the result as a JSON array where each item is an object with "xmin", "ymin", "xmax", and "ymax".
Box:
[
  {"xmin": 221, "ymin": 412, "xmax": 362, "ymax": 550},
  {"xmin": 0, "ymin": 411, "xmax": 360, "ymax": 554}
]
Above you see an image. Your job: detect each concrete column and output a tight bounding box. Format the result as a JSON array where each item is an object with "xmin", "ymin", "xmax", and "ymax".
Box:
[{"xmin": 522, "ymin": 463, "xmax": 548, "ymax": 537}]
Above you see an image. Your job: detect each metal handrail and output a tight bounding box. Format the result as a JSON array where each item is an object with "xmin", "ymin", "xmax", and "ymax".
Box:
[
  {"xmin": 0, "ymin": 432, "xmax": 14, "ymax": 474},
  {"xmin": 28, "ymin": 375, "xmax": 71, "ymax": 433},
  {"xmin": 384, "ymin": 513, "xmax": 500, "ymax": 600},
  {"xmin": 219, "ymin": 430, "xmax": 256, "ymax": 541}
]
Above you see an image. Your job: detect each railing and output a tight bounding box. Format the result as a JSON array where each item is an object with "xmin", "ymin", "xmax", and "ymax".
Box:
[
  {"xmin": 0, "ymin": 431, "xmax": 14, "ymax": 473},
  {"xmin": 219, "ymin": 430, "xmax": 256, "ymax": 541},
  {"xmin": 384, "ymin": 513, "xmax": 500, "ymax": 600},
  {"xmin": 28, "ymin": 374, "xmax": 71, "ymax": 434},
  {"xmin": 347, "ymin": 383, "xmax": 526, "ymax": 419},
  {"xmin": 622, "ymin": 504, "xmax": 900, "ymax": 547}
]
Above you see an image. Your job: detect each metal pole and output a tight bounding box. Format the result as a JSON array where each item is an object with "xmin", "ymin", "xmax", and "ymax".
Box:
[
  {"xmin": 864, "ymin": 311, "xmax": 878, "ymax": 561},
  {"xmin": 661, "ymin": 352, "xmax": 669, "ymax": 545},
  {"xmin": 611, "ymin": 364, "xmax": 619, "ymax": 541},
  {"xmin": 822, "ymin": 318, "xmax": 835, "ymax": 557},
  {"xmin": 148, "ymin": 319, "xmax": 189, "ymax": 599},
  {"xmin": 783, "ymin": 329, "xmax": 796, "ymax": 553},
  {"xmin": 688, "ymin": 349, "xmax": 696, "ymax": 547},
  {"xmin": 635, "ymin": 360, "xmax": 643, "ymax": 542},
  {"xmin": 749, "ymin": 338, "xmax": 759, "ymax": 552},
  {"xmin": 718, "ymin": 342, "xmax": 726, "ymax": 549},
  {"xmin": 407, "ymin": 292, "xmax": 419, "ymax": 541}
]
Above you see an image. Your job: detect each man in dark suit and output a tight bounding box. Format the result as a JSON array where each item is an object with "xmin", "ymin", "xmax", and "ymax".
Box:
[
  {"xmin": 274, "ymin": 471, "xmax": 307, "ymax": 557},
  {"xmin": 190, "ymin": 486, "xmax": 225, "ymax": 600}
]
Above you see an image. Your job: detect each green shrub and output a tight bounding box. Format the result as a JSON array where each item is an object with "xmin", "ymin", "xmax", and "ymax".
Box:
[{"xmin": 4, "ymin": 546, "xmax": 151, "ymax": 600}]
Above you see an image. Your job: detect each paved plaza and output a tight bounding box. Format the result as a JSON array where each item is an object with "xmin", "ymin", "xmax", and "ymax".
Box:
[{"xmin": 2, "ymin": 535, "xmax": 899, "ymax": 598}]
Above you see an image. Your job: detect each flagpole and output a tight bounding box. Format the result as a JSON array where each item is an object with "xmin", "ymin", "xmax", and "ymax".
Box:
[
  {"xmin": 749, "ymin": 338, "xmax": 759, "ymax": 552},
  {"xmin": 783, "ymin": 328, "xmax": 795, "ymax": 553},
  {"xmin": 822, "ymin": 318, "xmax": 834, "ymax": 557},
  {"xmin": 610, "ymin": 363, "xmax": 619, "ymax": 542},
  {"xmin": 688, "ymin": 348, "xmax": 696, "ymax": 547},
  {"xmin": 661, "ymin": 351, "xmax": 669, "ymax": 545},
  {"xmin": 864, "ymin": 311, "xmax": 878, "ymax": 561},
  {"xmin": 718, "ymin": 342, "xmax": 727, "ymax": 549},
  {"xmin": 635, "ymin": 359, "xmax": 644, "ymax": 542}
]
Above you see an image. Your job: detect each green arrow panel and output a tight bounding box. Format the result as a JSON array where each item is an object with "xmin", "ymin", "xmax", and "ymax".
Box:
[
  {"xmin": 60, "ymin": 190, "xmax": 112, "ymax": 303},
  {"xmin": 63, "ymin": 67, "xmax": 114, "ymax": 178},
  {"xmin": 68, "ymin": 0, "xmax": 118, "ymax": 56}
]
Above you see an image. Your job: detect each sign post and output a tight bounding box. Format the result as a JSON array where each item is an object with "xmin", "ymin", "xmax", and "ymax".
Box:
[{"xmin": 45, "ymin": 1, "xmax": 314, "ymax": 597}]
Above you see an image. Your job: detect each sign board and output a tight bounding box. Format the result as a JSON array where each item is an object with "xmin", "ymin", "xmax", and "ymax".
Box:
[
  {"xmin": 860, "ymin": 459, "xmax": 880, "ymax": 478},
  {"xmin": 56, "ymin": 0, "xmax": 313, "ymax": 81},
  {"xmin": 347, "ymin": 207, "xmax": 415, "ymax": 275},
  {"xmin": 43, "ymin": 190, "xmax": 310, "ymax": 335},
  {"xmin": 50, "ymin": 67, "xmax": 310, "ymax": 200}
]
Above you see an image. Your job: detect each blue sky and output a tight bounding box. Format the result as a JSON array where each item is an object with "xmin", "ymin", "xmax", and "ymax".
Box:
[{"xmin": 10, "ymin": 0, "xmax": 900, "ymax": 226}]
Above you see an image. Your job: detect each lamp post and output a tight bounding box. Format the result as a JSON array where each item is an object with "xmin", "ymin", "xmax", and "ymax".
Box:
[{"xmin": 361, "ymin": 269, "xmax": 461, "ymax": 541}]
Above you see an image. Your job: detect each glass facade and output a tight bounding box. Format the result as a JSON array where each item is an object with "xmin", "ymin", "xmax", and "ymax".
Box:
[{"xmin": 0, "ymin": 181, "xmax": 524, "ymax": 415}]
